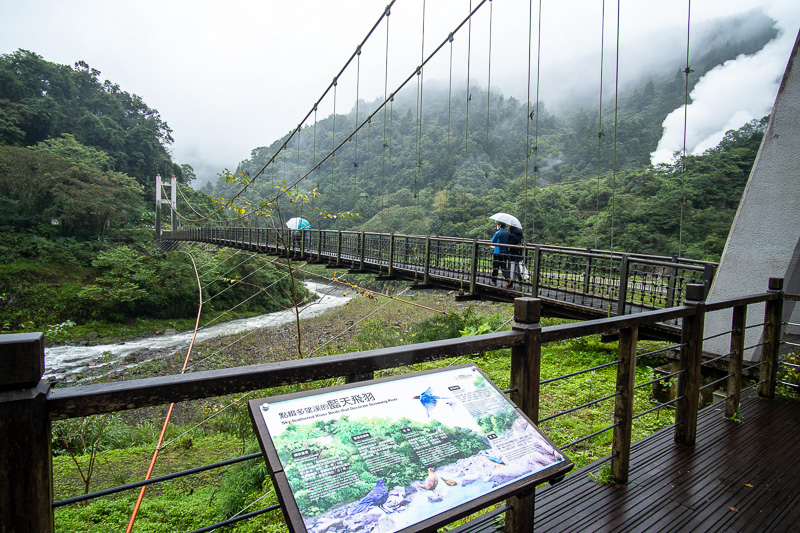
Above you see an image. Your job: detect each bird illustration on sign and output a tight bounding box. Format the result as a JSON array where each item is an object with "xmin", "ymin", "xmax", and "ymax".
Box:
[
  {"xmin": 413, "ymin": 387, "xmax": 456, "ymax": 418},
  {"xmin": 350, "ymin": 479, "xmax": 391, "ymax": 514}
]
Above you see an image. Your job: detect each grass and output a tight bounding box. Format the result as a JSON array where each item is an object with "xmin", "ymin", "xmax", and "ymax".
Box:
[{"xmin": 49, "ymin": 290, "xmax": 679, "ymax": 532}]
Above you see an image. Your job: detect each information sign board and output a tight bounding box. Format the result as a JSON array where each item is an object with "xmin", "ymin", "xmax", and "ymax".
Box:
[{"xmin": 249, "ymin": 364, "xmax": 572, "ymax": 533}]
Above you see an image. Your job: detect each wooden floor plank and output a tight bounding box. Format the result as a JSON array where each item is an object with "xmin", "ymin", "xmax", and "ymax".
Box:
[{"xmin": 534, "ymin": 395, "xmax": 800, "ymax": 532}]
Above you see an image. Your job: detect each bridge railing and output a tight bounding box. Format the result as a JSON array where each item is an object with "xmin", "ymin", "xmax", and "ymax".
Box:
[
  {"xmin": 2, "ymin": 279, "xmax": 791, "ymax": 533},
  {"xmin": 165, "ymin": 227, "xmax": 716, "ymax": 317}
]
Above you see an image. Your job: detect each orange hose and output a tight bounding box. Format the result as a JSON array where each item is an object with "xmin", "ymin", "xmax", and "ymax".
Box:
[{"xmin": 126, "ymin": 251, "xmax": 202, "ymax": 533}]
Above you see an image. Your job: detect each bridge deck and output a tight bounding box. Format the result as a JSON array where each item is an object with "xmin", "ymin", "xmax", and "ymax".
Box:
[{"xmin": 534, "ymin": 392, "xmax": 800, "ymax": 532}]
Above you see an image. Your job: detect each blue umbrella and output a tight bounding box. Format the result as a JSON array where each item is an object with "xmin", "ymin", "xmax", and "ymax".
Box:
[{"xmin": 286, "ymin": 217, "xmax": 310, "ymax": 229}]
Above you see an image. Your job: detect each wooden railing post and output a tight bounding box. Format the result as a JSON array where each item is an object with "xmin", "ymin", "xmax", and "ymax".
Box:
[
  {"xmin": 336, "ymin": 230, "xmax": 342, "ymax": 265},
  {"xmin": 317, "ymin": 230, "xmax": 323, "ymax": 262},
  {"xmin": 507, "ymin": 298, "xmax": 542, "ymax": 533},
  {"xmin": 759, "ymin": 277, "xmax": 784, "ymax": 399},
  {"xmin": 0, "ymin": 333, "xmax": 53, "ymax": 533},
  {"xmin": 675, "ymin": 283, "xmax": 706, "ymax": 446},
  {"xmin": 611, "ymin": 326, "xmax": 638, "ymax": 483},
  {"xmin": 726, "ymin": 304, "xmax": 746, "ymax": 418}
]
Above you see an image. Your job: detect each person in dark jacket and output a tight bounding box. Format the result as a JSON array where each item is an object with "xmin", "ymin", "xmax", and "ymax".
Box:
[
  {"xmin": 490, "ymin": 222, "xmax": 510, "ymax": 286},
  {"xmin": 506, "ymin": 225, "xmax": 524, "ymax": 288}
]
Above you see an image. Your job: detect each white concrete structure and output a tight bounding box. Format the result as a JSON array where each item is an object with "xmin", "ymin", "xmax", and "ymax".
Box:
[{"xmin": 704, "ymin": 30, "xmax": 800, "ymax": 361}]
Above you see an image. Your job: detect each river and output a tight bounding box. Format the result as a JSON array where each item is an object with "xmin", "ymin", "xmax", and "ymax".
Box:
[{"xmin": 44, "ymin": 281, "xmax": 352, "ymax": 380}]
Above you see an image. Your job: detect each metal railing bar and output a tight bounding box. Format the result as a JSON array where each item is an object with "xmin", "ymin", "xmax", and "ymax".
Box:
[
  {"xmin": 743, "ymin": 361, "xmax": 765, "ymax": 372},
  {"xmin": 632, "ymin": 369, "xmax": 686, "ymax": 391},
  {"xmin": 745, "ymin": 322, "xmax": 767, "ymax": 330},
  {"xmin": 52, "ymin": 453, "xmax": 262, "ymax": 508},
  {"xmin": 560, "ymin": 422, "xmax": 621, "ymax": 450},
  {"xmin": 742, "ymin": 381, "xmax": 764, "ymax": 393},
  {"xmin": 540, "ymin": 360, "xmax": 619, "ymax": 386},
  {"xmin": 702, "ymin": 329, "xmax": 732, "ymax": 342},
  {"xmin": 780, "ymin": 362, "xmax": 800, "ymax": 370},
  {"xmin": 187, "ymin": 504, "xmax": 280, "ymax": 533},
  {"xmin": 538, "ymin": 391, "xmax": 621, "ymax": 423},
  {"xmin": 631, "ymin": 397, "xmax": 682, "ymax": 420},
  {"xmin": 782, "ymin": 341, "xmax": 800, "ymax": 348},
  {"xmin": 699, "ymin": 374, "xmax": 734, "ymax": 392},
  {"xmin": 701, "ymin": 352, "xmax": 734, "ymax": 366},
  {"xmin": 777, "ymin": 380, "xmax": 800, "ymax": 390},
  {"xmin": 743, "ymin": 341, "xmax": 767, "ymax": 351},
  {"xmin": 635, "ymin": 344, "xmax": 684, "ymax": 359}
]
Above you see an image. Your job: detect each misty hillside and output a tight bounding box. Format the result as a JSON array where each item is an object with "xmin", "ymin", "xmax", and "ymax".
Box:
[{"xmin": 207, "ymin": 10, "xmax": 777, "ymax": 251}]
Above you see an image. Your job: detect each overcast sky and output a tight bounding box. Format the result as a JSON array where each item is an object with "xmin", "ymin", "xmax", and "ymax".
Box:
[{"xmin": 1, "ymin": 0, "xmax": 798, "ymax": 185}]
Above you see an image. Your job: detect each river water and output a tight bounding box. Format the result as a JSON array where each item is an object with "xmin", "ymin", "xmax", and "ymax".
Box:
[{"xmin": 44, "ymin": 281, "xmax": 352, "ymax": 380}]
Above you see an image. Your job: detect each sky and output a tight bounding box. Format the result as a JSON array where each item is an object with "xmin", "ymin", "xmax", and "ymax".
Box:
[{"xmin": 1, "ymin": 0, "xmax": 798, "ymax": 186}]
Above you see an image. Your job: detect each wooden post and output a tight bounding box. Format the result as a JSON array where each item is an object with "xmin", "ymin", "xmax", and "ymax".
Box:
[
  {"xmin": 336, "ymin": 230, "xmax": 342, "ymax": 266},
  {"xmin": 759, "ymin": 277, "xmax": 784, "ymax": 399},
  {"xmin": 675, "ymin": 283, "xmax": 706, "ymax": 446},
  {"xmin": 611, "ymin": 326, "xmax": 638, "ymax": 483},
  {"xmin": 0, "ymin": 333, "xmax": 53, "ymax": 533},
  {"xmin": 616, "ymin": 254, "xmax": 630, "ymax": 316},
  {"xmin": 726, "ymin": 305, "xmax": 746, "ymax": 418},
  {"xmin": 317, "ymin": 230, "xmax": 323, "ymax": 262},
  {"xmin": 507, "ymin": 298, "xmax": 541, "ymax": 533}
]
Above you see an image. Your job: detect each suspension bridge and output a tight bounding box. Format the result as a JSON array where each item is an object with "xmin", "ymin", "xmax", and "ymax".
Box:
[{"xmin": 160, "ymin": 225, "xmax": 716, "ymax": 343}]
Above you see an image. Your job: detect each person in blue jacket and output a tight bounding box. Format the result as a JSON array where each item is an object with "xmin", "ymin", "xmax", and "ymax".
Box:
[{"xmin": 489, "ymin": 222, "xmax": 510, "ymax": 286}]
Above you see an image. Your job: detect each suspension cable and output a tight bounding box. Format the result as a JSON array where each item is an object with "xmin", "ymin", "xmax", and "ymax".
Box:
[
  {"xmin": 485, "ymin": 0, "xmax": 494, "ymax": 200},
  {"xmin": 381, "ymin": 6, "xmax": 391, "ymax": 233},
  {"xmin": 679, "ymin": 0, "xmax": 692, "ymax": 258},
  {"xmin": 524, "ymin": 0, "xmax": 533, "ymax": 236},
  {"xmin": 354, "ymin": 46, "xmax": 361, "ymax": 211},
  {"xmin": 610, "ymin": 0, "xmax": 621, "ymax": 252},
  {"xmin": 594, "ymin": 0, "xmax": 606, "ymax": 249},
  {"xmin": 532, "ymin": 0, "xmax": 542, "ymax": 242},
  {"xmin": 415, "ymin": 0, "xmax": 427, "ymax": 212}
]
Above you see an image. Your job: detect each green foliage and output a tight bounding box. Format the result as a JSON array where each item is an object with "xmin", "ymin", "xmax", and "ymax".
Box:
[
  {"xmin": 0, "ymin": 143, "xmax": 144, "ymax": 235},
  {"xmin": 414, "ymin": 307, "xmax": 504, "ymax": 343},
  {"xmin": 0, "ymin": 50, "xmax": 182, "ymax": 189},
  {"xmin": 589, "ymin": 463, "xmax": 615, "ymax": 485},
  {"xmin": 79, "ymin": 246, "xmax": 154, "ymax": 318}
]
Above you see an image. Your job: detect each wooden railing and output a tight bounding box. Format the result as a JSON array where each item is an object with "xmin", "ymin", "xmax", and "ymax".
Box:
[
  {"xmin": 162, "ymin": 227, "xmax": 717, "ymax": 331},
  {"xmin": 1, "ymin": 279, "xmax": 790, "ymax": 533}
]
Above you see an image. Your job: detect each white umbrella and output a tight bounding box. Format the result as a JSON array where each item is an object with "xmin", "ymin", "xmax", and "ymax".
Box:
[
  {"xmin": 490, "ymin": 212, "xmax": 522, "ymax": 229},
  {"xmin": 286, "ymin": 217, "xmax": 310, "ymax": 229}
]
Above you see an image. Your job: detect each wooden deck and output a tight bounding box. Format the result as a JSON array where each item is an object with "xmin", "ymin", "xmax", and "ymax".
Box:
[{"xmin": 534, "ymin": 392, "xmax": 800, "ymax": 532}]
